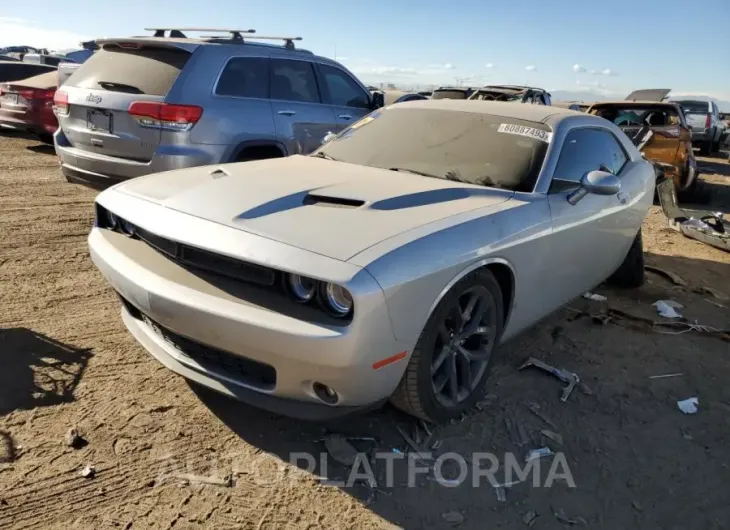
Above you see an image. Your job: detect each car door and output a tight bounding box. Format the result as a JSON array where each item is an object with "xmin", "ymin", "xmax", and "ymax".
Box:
[
  {"xmin": 269, "ymin": 58, "xmax": 337, "ymax": 155},
  {"xmin": 546, "ymin": 127, "xmax": 639, "ymax": 302},
  {"xmin": 316, "ymin": 63, "xmax": 373, "ymax": 132}
]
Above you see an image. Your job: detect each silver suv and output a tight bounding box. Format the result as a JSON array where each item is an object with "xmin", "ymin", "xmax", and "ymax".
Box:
[{"xmin": 53, "ymin": 28, "xmax": 383, "ymax": 189}]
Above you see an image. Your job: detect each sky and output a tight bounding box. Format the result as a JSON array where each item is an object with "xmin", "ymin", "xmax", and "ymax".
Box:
[{"xmin": 2, "ymin": 0, "xmax": 729, "ymax": 104}]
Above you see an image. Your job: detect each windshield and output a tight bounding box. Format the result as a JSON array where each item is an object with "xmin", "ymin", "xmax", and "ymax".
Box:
[
  {"xmin": 676, "ymin": 101, "xmax": 709, "ymax": 114},
  {"xmin": 313, "ymin": 107, "xmax": 551, "ymax": 192},
  {"xmin": 591, "ymin": 105, "xmax": 680, "ymax": 128},
  {"xmin": 470, "ymin": 90, "xmax": 522, "ymax": 102},
  {"xmin": 431, "ymin": 90, "xmax": 468, "ymax": 100}
]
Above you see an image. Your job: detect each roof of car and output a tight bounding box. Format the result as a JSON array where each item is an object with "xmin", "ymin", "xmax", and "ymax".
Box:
[
  {"xmin": 98, "ymin": 36, "xmax": 313, "ymax": 54},
  {"xmin": 392, "ymin": 99, "xmax": 579, "ymax": 124}
]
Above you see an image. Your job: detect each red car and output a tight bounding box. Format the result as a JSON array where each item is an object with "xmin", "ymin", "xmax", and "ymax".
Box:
[{"xmin": 0, "ymin": 69, "xmax": 59, "ymax": 143}]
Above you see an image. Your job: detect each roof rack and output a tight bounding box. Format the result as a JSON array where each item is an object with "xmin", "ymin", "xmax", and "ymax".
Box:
[
  {"xmin": 144, "ymin": 28, "xmax": 303, "ymax": 49},
  {"xmin": 145, "ymin": 27, "xmax": 256, "ymax": 40}
]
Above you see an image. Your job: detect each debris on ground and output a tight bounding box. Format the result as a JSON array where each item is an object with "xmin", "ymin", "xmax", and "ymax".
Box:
[
  {"xmin": 175, "ymin": 473, "xmax": 233, "ymax": 487},
  {"xmin": 632, "ymin": 500, "xmax": 643, "ymax": 512},
  {"xmin": 644, "ymin": 265, "xmax": 687, "ymax": 287},
  {"xmin": 693, "ymin": 285, "xmax": 728, "ymax": 300},
  {"xmin": 494, "ymin": 486, "xmax": 507, "ymax": 502},
  {"xmin": 522, "ymin": 510, "xmax": 538, "ymax": 527},
  {"xmin": 323, "ymin": 434, "xmax": 360, "ymax": 466},
  {"xmin": 526, "ymin": 402, "xmax": 557, "ymax": 429},
  {"xmin": 441, "ymin": 511, "xmax": 465, "ymax": 525},
  {"xmin": 677, "ymin": 397, "xmax": 699, "ymax": 415},
  {"xmin": 540, "ymin": 429, "xmax": 564, "ymax": 447},
  {"xmin": 65, "ymin": 427, "xmax": 87, "ymax": 449},
  {"xmin": 80, "ymin": 465, "xmax": 95, "ymax": 479},
  {"xmin": 526, "ymin": 447, "xmax": 553, "ymax": 462},
  {"xmin": 519, "ymin": 357, "xmax": 580, "ymax": 402},
  {"xmin": 649, "ymin": 373, "xmax": 683, "ymax": 380},
  {"xmin": 395, "ymin": 425, "xmax": 432, "ymax": 461},
  {"xmin": 704, "ymin": 298, "xmax": 728, "ymax": 309},
  {"xmin": 653, "ymin": 300, "xmax": 683, "ymax": 319},
  {"xmin": 582, "ymin": 292, "xmax": 607, "ymax": 302},
  {"xmin": 553, "ymin": 507, "xmax": 588, "ymax": 525}
]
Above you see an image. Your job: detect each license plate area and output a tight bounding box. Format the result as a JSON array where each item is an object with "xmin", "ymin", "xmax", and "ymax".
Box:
[
  {"xmin": 2, "ymin": 93, "xmax": 19, "ymax": 105},
  {"xmin": 87, "ymin": 109, "xmax": 112, "ymax": 133}
]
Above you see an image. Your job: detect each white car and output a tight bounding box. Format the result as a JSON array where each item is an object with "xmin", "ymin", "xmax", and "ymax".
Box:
[{"xmin": 88, "ymin": 101, "xmax": 654, "ymax": 422}]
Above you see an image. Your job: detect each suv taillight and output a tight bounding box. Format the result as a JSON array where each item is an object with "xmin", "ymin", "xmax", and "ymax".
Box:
[
  {"xmin": 705, "ymin": 114, "xmax": 712, "ymax": 129},
  {"xmin": 128, "ymin": 102, "xmax": 203, "ymax": 131},
  {"xmin": 53, "ymin": 90, "xmax": 69, "ymax": 115}
]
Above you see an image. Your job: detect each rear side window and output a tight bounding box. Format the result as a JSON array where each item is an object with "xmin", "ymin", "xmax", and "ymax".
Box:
[
  {"xmin": 270, "ymin": 59, "xmax": 320, "ymax": 103},
  {"xmin": 69, "ymin": 46, "xmax": 190, "ymax": 95},
  {"xmin": 552, "ymin": 128, "xmax": 628, "ymax": 189},
  {"xmin": 318, "ymin": 64, "xmax": 369, "ymax": 108},
  {"xmin": 0, "ymin": 63, "xmax": 55, "ymax": 82},
  {"xmin": 216, "ymin": 57, "xmax": 269, "ymax": 99}
]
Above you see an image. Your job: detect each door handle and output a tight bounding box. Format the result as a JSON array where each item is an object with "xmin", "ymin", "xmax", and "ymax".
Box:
[
  {"xmin": 277, "ymin": 110, "xmax": 296, "ymax": 116},
  {"xmin": 617, "ymin": 192, "xmax": 630, "ymax": 204},
  {"xmin": 338, "ymin": 114, "xmax": 352, "ymax": 120}
]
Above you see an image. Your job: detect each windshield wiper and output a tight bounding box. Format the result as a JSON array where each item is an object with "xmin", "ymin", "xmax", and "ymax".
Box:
[
  {"xmin": 389, "ymin": 167, "xmax": 444, "ymax": 179},
  {"xmin": 97, "ymin": 81, "xmax": 143, "ymax": 94},
  {"xmin": 312, "ymin": 151, "xmax": 339, "ymax": 162}
]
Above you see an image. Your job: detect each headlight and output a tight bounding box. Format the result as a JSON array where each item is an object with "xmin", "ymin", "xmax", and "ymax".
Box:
[
  {"xmin": 320, "ymin": 282, "xmax": 353, "ymax": 317},
  {"xmin": 105, "ymin": 209, "xmax": 118, "ymax": 229},
  {"xmin": 119, "ymin": 218, "xmax": 135, "ymax": 236},
  {"xmin": 285, "ymin": 274, "xmax": 317, "ymax": 303}
]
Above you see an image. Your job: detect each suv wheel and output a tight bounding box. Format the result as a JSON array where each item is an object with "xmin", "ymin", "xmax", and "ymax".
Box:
[{"xmin": 390, "ymin": 269, "xmax": 504, "ymax": 422}]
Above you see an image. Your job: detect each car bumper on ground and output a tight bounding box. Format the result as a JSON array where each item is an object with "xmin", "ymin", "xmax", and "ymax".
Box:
[
  {"xmin": 87, "ymin": 226, "xmax": 409, "ymax": 419},
  {"xmin": 55, "ymin": 129, "xmax": 227, "ymax": 189}
]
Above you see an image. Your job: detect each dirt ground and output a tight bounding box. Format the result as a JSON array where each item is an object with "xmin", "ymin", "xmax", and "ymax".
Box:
[{"xmin": 1, "ymin": 133, "xmax": 729, "ymax": 530}]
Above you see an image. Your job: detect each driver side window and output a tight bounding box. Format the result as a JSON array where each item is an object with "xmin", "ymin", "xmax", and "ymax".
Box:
[
  {"xmin": 550, "ymin": 128, "xmax": 628, "ymax": 193},
  {"xmin": 319, "ymin": 64, "xmax": 370, "ymax": 109}
]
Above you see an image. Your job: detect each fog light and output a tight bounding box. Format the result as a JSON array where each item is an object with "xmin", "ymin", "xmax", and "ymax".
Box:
[{"xmin": 313, "ymin": 382, "xmax": 338, "ymax": 405}]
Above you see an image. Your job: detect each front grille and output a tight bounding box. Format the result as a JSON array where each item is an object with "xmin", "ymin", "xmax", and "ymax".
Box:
[
  {"xmin": 119, "ymin": 295, "xmax": 276, "ymax": 389},
  {"xmin": 131, "ymin": 225, "xmax": 275, "ymax": 287}
]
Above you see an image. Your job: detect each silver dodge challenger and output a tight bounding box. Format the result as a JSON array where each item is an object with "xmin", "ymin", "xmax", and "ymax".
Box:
[{"xmin": 88, "ymin": 100, "xmax": 654, "ymax": 422}]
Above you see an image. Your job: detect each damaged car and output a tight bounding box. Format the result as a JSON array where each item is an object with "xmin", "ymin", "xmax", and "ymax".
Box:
[
  {"xmin": 88, "ymin": 100, "xmax": 655, "ymax": 422},
  {"xmin": 588, "ymin": 89, "xmax": 697, "ymax": 199},
  {"xmin": 469, "ymin": 85, "xmax": 552, "ymax": 105}
]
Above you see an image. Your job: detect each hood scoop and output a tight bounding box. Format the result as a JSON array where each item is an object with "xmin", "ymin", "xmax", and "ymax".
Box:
[{"xmin": 303, "ymin": 194, "xmax": 365, "ymax": 208}]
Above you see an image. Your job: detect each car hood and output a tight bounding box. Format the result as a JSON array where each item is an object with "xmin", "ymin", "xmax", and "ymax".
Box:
[{"xmin": 115, "ymin": 155, "xmax": 513, "ymax": 262}]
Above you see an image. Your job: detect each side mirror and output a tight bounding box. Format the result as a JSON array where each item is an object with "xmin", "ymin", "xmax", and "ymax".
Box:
[
  {"xmin": 567, "ymin": 170, "xmax": 620, "ymax": 205},
  {"xmin": 371, "ymin": 91, "xmax": 384, "ymax": 109}
]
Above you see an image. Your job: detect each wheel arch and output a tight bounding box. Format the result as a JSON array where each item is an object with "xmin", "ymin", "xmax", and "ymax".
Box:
[
  {"xmin": 426, "ymin": 258, "xmax": 516, "ymax": 332},
  {"xmin": 228, "ymin": 140, "xmax": 288, "ymax": 162}
]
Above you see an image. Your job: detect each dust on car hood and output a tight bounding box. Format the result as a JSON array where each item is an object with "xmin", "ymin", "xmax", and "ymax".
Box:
[{"xmin": 116, "ymin": 155, "xmax": 513, "ymax": 262}]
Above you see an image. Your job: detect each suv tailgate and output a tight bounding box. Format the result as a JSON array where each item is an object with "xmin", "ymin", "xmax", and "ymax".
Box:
[
  {"xmin": 58, "ymin": 43, "xmax": 193, "ymax": 162},
  {"xmin": 677, "ymin": 101, "xmax": 711, "ymax": 132}
]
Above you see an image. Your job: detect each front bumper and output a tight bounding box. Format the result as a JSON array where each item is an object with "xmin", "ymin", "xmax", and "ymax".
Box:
[{"xmin": 88, "ymin": 225, "xmax": 410, "ymax": 418}]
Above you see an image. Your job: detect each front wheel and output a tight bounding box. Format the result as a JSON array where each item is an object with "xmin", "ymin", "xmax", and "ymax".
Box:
[
  {"xmin": 607, "ymin": 230, "xmax": 645, "ymax": 288},
  {"xmin": 390, "ymin": 269, "xmax": 504, "ymax": 422}
]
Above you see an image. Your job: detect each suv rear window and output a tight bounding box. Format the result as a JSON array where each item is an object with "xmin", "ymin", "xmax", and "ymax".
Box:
[
  {"xmin": 676, "ymin": 101, "xmax": 709, "ymax": 114},
  {"xmin": 68, "ymin": 46, "xmax": 190, "ymax": 95},
  {"xmin": 0, "ymin": 63, "xmax": 56, "ymax": 82}
]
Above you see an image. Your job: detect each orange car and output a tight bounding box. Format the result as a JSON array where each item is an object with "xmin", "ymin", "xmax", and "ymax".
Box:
[{"xmin": 588, "ymin": 89, "xmax": 697, "ymax": 198}]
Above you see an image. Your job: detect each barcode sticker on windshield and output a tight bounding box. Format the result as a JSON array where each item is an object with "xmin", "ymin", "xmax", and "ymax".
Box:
[{"xmin": 498, "ymin": 123, "xmax": 553, "ymax": 143}]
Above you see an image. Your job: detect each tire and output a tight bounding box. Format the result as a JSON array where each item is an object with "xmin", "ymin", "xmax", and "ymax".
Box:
[
  {"xmin": 607, "ymin": 230, "xmax": 645, "ymax": 288},
  {"xmin": 389, "ymin": 268, "xmax": 504, "ymax": 422}
]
